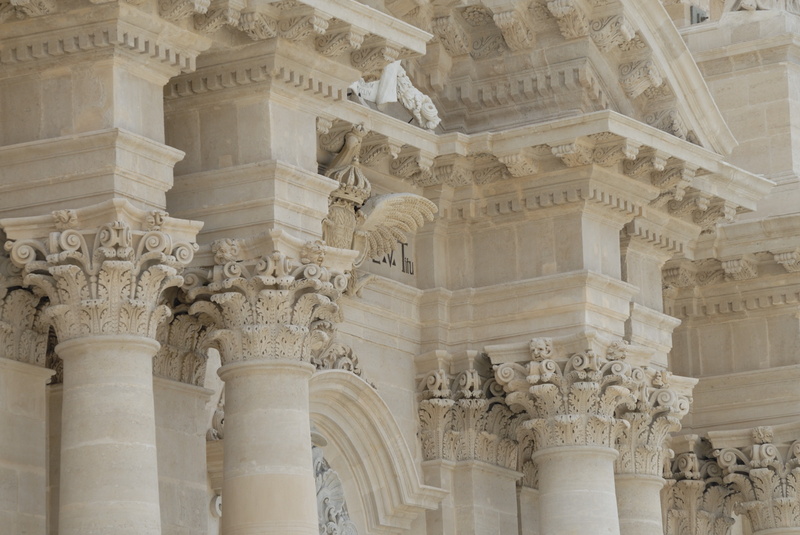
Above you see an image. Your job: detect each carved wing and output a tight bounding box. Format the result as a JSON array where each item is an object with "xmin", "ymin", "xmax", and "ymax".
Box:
[{"xmin": 354, "ymin": 193, "xmax": 437, "ymax": 264}]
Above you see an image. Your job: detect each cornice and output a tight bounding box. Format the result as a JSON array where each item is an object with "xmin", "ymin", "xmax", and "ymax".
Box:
[
  {"xmin": 0, "ymin": 3, "xmax": 210, "ymax": 73},
  {"xmin": 618, "ymin": 0, "xmax": 737, "ymax": 154}
]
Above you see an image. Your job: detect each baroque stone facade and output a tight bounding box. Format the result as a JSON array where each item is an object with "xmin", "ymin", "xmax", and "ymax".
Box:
[{"xmin": 2, "ymin": 0, "xmax": 800, "ymax": 534}]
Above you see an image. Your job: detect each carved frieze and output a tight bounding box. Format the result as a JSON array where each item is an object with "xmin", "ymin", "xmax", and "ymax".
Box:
[
  {"xmin": 620, "ymin": 60, "xmax": 663, "ymax": 99},
  {"xmin": 431, "ymin": 15, "xmax": 470, "ymax": 56},
  {"xmin": 589, "ymin": 14, "xmax": 635, "ymax": 51},
  {"xmin": 493, "ymin": 7, "xmax": 536, "ymax": 51}
]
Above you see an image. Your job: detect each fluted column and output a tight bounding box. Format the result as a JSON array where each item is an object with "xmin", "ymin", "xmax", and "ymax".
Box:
[
  {"xmin": 714, "ymin": 426, "xmax": 800, "ymax": 535},
  {"xmin": 495, "ymin": 341, "xmax": 646, "ymax": 535},
  {"xmin": 2, "ymin": 200, "xmax": 201, "ymax": 535},
  {"xmin": 614, "ymin": 370, "xmax": 695, "ymax": 535},
  {"xmin": 188, "ymin": 240, "xmax": 351, "ymax": 535}
]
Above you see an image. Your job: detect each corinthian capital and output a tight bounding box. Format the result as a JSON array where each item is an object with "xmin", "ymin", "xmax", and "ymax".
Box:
[
  {"xmin": 664, "ymin": 439, "xmax": 736, "ymax": 535},
  {"xmin": 2, "ymin": 200, "xmax": 201, "ymax": 342},
  {"xmin": 0, "ymin": 258, "xmax": 47, "ymax": 366},
  {"xmin": 494, "ymin": 347, "xmax": 643, "ymax": 450},
  {"xmin": 714, "ymin": 427, "xmax": 800, "ymax": 532},
  {"xmin": 615, "ymin": 370, "xmax": 694, "ymax": 476},
  {"xmin": 187, "ymin": 240, "xmax": 349, "ymax": 366}
]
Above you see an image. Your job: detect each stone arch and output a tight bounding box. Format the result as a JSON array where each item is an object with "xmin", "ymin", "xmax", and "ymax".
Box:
[{"xmin": 309, "ymin": 370, "xmax": 445, "ymax": 534}]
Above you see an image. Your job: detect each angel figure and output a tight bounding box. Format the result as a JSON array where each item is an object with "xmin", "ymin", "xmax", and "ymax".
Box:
[{"xmin": 322, "ymin": 124, "xmax": 437, "ymax": 266}]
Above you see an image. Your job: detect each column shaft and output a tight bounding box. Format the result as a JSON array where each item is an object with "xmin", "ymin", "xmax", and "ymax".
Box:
[
  {"xmin": 615, "ymin": 474, "xmax": 665, "ymax": 535},
  {"xmin": 56, "ymin": 335, "xmax": 162, "ymax": 535},
  {"xmin": 534, "ymin": 446, "xmax": 620, "ymax": 535},
  {"xmin": 218, "ymin": 360, "xmax": 318, "ymax": 535}
]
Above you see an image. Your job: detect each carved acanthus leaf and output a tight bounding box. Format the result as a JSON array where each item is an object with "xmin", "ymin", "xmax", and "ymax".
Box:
[
  {"xmin": 315, "ymin": 23, "xmax": 365, "ymax": 56},
  {"xmin": 154, "ymin": 313, "xmax": 209, "ymax": 386},
  {"xmin": 547, "ymin": 0, "xmax": 589, "ymax": 39},
  {"xmin": 495, "ymin": 347, "xmax": 643, "ymax": 451},
  {"xmin": 497, "ymin": 150, "xmax": 539, "ymax": 178},
  {"xmin": 195, "ymin": 7, "xmax": 240, "ymax": 33},
  {"xmin": 721, "ymin": 255, "xmax": 758, "ymax": 281},
  {"xmin": 159, "ymin": 0, "xmax": 210, "ymax": 21},
  {"xmin": 774, "ymin": 250, "xmax": 800, "ymax": 273},
  {"xmin": 589, "ymin": 14, "xmax": 634, "ymax": 51},
  {"xmin": 493, "ymin": 7, "xmax": 535, "ymax": 51},
  {"xmin": 551, "ymin": 141, "xmax": 594, "ymax": 167},
  {"xmin": 350, "ymin": 39, "xmax": 401, "ymax": 80},
  {"xmin": 620, "ymin": 59, "xmax": 663, "ymax": 99},
  {"xmin": 187, "ymin": 251, "xmax": 348, "ymax": 365},
  {"xmin": 431, "ymin": 15, "xmax": 470, "ymax": 56},
  {"xmin": 4, "ymin": 208, "xmax": 199, "ymax": 342},
  {"xmin": 0, "ymin": 286, "xmax": 47, "ymax": 367},
  {"xmin": 714, "ymin": 432, "xmax": 800, "ymax": 533}
]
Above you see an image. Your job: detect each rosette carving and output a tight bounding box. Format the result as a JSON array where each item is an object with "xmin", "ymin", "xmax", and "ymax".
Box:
[
  {"xmin": 494, "ymin": 349, "xmax": 642, "ymax": 450},
  {"xmin": 714, "ymin": 430, "xmax": 800, "ymax": 532},
  {"xmin": 187, "ymin": 250, "xmax": 348, "ymax": 365},
  {"xmin": 4, "ymin": 211, "xmax": 198, "ymax": 342},
  {"xmin": 615, "ymin": 370, "xmax": 692, "ymax": 476}
]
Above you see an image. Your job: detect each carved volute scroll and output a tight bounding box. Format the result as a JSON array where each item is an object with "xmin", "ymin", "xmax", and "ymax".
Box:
[
  {"xmin": 663, "ymin": 440, "xmax": 737, "ymax": 535},
  {"xmin": 615, "ymin": 369, "xmax": 693, "ymax": 476},
  {"xmin": 2, "ymin": 201, "xmax": 200, "ymax": 343},
  {"xmin": 494, "ymin": 341, "xmax": 644, "ymax": 451},
  {"xmin": 187, "ymin": 246, "xmax": 349, "ymax": 365},
  {"xmin": 416, "ymin": 351, "xmax": 519, "ymax": 470},
  {"xmin": 714, "ymin": 427, "xmax": 800, "ymax": 533}
]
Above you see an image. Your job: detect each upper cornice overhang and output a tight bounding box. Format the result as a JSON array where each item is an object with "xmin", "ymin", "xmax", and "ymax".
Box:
[
  {"xmin": 623, "ymin": 0, "xmax": 737, "ymax": 156},
  {"xmin": 323, "ymin": 106, "xmax": 772, "ymax": 212}
]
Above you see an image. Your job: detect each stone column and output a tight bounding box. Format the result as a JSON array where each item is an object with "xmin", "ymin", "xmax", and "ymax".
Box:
[
  {"xmin": 187, "ymin": 240, "xmax": 351, "ymax": 535},
  {"xmin": 614, "ymin": 370, "xmax": 695, "ymax": 535},
  {"xmin": 2, "ymin": 200, "xmax": 201, "ymax": 535},
  {"xmin": 713, "ymin": 426, "xmax": 800, "ymax": 535},
  {"xmin": 495, "ymin": 341, "xmax": 647, "ymax": 535}
]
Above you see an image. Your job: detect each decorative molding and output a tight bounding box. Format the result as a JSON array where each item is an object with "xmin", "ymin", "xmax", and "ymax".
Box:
[
  {"xmin": 417, "ymin": 353, "xmax": 519, "ymax": 470},
  {"xmin": 497, "ymin": 150, "xmax": 539, "ymax": 178},
  {"xmin": 159, "ymin": 0, "xmax": 210, "ymax": 22},
  {"xmin": 0, "ymin": 22, "xmax": 198, "ymax": 72},
  {"xmin": 620, "ymin": 59, "xmax": 663, "ymax": 99},
  {"xmin": 0, "ymin": 0, "xmax": 55, "ymax": 22},
  {"xmin": 615, "ymin": 369, "xmax": 692, "ymax": 476},
  {"xmin": 721, "ymin": 255, "xmax": 758, "ymax": 281},
  {"xmin": 664, "ymin": 443, "xmax": 736, "ymax": 535},
  {"xmin": 315, "ymin": 22, "xmax": 365, "ymax": 57},
  {"xmin": 0, "ymin": 284, "xmax": 47, "ymax": 367},
  {"xmin": 774, "ymin": 249, "xmax": 800, "ymax": 273},
  {"xmin": 350, "ymin": 37, "xmax": 401, "ymax": 80}
]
